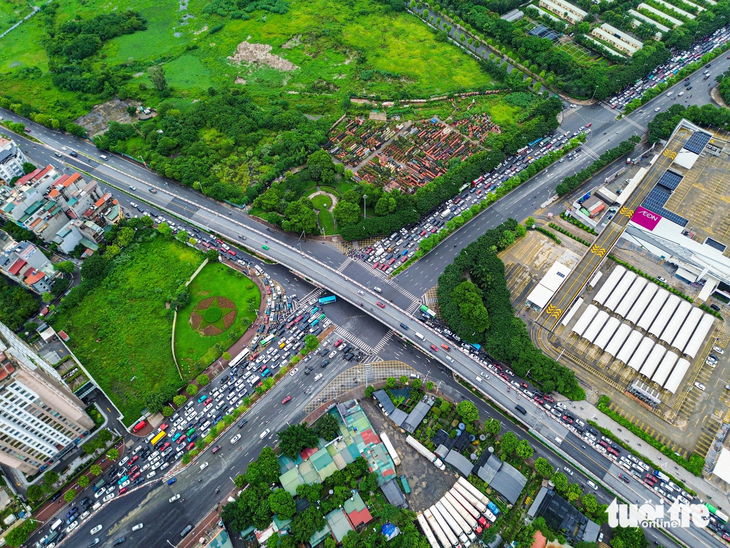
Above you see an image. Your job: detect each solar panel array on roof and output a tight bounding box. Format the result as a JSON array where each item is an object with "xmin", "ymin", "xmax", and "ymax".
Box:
[
  {"xmin": 683, "ymin": 131, "xmax": 711, "ymax": 154},
  {"xmin": 529, "ymin": 24, "xmax": 559, "ymax": 40},
  {"xmin": 641, "ymin": 187, "xmax": 688, "ymax": 227},
  {"xmin": 657, "ymin": 170, "xmax": 683, "ymax": 191}
]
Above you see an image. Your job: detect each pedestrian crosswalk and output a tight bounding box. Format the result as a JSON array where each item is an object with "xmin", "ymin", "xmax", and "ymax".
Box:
[
  {"xmin": 371, "ymin": 331, "xmax": 394, "ymax": 355},
  {"xmin": 363, "ymin": 354, "xmax": 383, "ymax": 365},
  {"xmin": 295, "ymin": 288, "xmax": 323, "ymax": 310},
  {"xmin": 406, "ymin": 301, "xmax": 422, "ymax": 314},
  {"xmin": 336, "ymin": 258, "xmax": 352, "ymax": 273},
  {"xmin": 333, "ymin": 326, "xmax": 374, "ymax": 354}
]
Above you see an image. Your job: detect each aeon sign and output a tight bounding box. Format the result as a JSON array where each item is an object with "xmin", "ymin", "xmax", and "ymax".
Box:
[{"xmin": 631, "ymin": 206, "xmax": 662, "ymax": 231}]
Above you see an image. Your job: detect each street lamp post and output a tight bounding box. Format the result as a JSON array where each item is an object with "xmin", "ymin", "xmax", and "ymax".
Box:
[{"xmin": 363, "ymin": 194, "xmax": 367, "ymax": 220}]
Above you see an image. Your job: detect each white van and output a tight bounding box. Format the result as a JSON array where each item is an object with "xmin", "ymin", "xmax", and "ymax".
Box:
[
  {"xmin": 50, "ymin": 519, "xmax": 63, "ymax": 531},
  {"xmin": 414, "ymin": 332, "xmax": 425, "ymax": 340},
  {"xmin": 99, "ymin": 154, "xmax": 108, "ymax": 161},
  {"xmin": 373, "ymin": 287, "xmax": 382, "ymax": 293},
  {"xmin": 259, "ymin": 428, "xmax": 270, "ymax": 439},
  {"xmin": 314, "ymin": 373, "xmax": 323, "ymax": 381}
]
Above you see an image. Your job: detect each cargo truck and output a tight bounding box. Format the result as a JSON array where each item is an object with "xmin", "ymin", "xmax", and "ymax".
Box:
[
  {"xmin": 457, "ymin": 477, "xmax": 488, "ymax": 505},
  {"xmin": 380, "ymin": 433, "xmax": 401, "ymax": 466},
  {"xmin": 417, "ymin": 513, "xmax": 441, "ymax": 548},
  {"xmin": 430, "ymin": 505, "xmax": 461, "ymax": 548},
  {"xmin": 435, "ymin": 501, "xmax": 470, "ymax": 545},
  {"xmin": 444, "ymin": 492, "xmax": 482, "ymax": 531},
  {"xmin": 424, "ymin": 508, "xmax": 456, "ymax": 548},
  {"xmin": 440, "ymin": 497, "xmax": 477, "ymax": 542},
  {"xmin": 406, "ymin": 435, "xmax": 445, "ymax": 471},
  {"xmin": 452, "ymin": 483, "xmax": 487, "ymax": 513}
]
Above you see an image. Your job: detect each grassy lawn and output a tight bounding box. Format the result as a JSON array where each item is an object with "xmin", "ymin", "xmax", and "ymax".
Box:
[
  {"xmin": 311, "ymin": 194, "xmax": 332, "ymax": 210},
  {"xmin": 0, "ymin": 0, "xmax": 497, "ymax": 120},
  {"xmin": 174, "ymin": 261, "xmax": 260, "ymax": 376},
  {"xmin": 51, "ymin": 236, "xmax": 202, "ymax": 424},
  {"xmin": 318, "ymin": 209, "xmax": 336, "ymax": 235}
]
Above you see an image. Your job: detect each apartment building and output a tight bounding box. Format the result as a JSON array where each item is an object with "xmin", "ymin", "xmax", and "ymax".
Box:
[
  {"xmin": 0, "ymin": 323, "xmax": 93, "ymax": 474},
  {"xmin": 538, "ymin": 0, "xmax": 587, "ymax": 24},
  {"xmin": 0, "ymin": 138, "xmax": 27, "ymax": 184},
  {"xmin": 0, "ymin": 165, "xmax": 122, "ymax": 253},
  {"xmin": 0, "ymin": 234, "xmax": 56, "ymax": 294},
  {"xmin": 591, "ymin": 23, "xmax": 643, "ymax": 55}
]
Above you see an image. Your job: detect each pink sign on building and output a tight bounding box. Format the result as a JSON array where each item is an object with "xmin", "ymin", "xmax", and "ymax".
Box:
[{"xmin": 631, "ymin": 206, "xmax": 662, "ymax": 231}]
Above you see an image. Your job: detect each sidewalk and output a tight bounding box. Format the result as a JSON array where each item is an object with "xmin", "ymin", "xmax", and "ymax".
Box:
[{"xmin": 562, "ymin": 399, "xmax": 729, "ymax": 504}]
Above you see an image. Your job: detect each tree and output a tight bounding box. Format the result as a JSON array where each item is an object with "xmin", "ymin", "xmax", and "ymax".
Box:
[
  {"xmin": 106, "ymin": 448, "xmax": 119, "ymax": 460},
  {"xmin": 451, "ymin": 281, "xmax": 490, "ymax": 332},
  {"xmin": 282, "ymin": 199, "xmax": 317, "ymax": 234},
  {"xmin": 412, "ymin": 378, "xmax": 422, "ymax": 390},
  {"xmin": 162, "ymin": 406, "xmax": 174, "ymax": 417},
  {"xmin": 278, "ymin": 423, "xmax": 319, "ymax": 459},
  {"xmin": 551, "ymin": 471, "xmax": 568, "ymax": 493},
  {"xmin": 500, "ymin": 431, "xmax": 519, "ymax": 456},
  {"xmin": 583, "ymin": 493, "xmax": 598, "ymax": 515},
  {"xmin": 304, "ymin": 334, "xmax": 320, "ymax": 352},
  {"xmin": 313, "ymin": 412, "xmax": 340, "ymax": 441},
  {"xmin": 386, "ymin": 377, "xmax": 396, "ymax": 389},
  {"xmin": 148, "ymin": 65, "xmax": 167, "ymax": 91},
  {"xmin": 306, "ymin": 150, "xmax": 335, "ymax": 182},
  {"xmin": 22, "ymin": 162, "xmax": 37, "ymax": 175},
  {"xmin": 291, "ymin": 507, "xmax": 326, "ymax": 544},
  {"xmin": 525, "ymin": 216, "xmax": 536, "ymax": 228},
  {"xmin": 90, "ymin": 465, "xmax": 102, "ymax": 477},
  {"xmin": 173, "ymin": 395, "xmax": 187, "ymax": 407},
  {"xmin": 43, "ymin": 470, "xmax": 59, "ymax": 487},
  {"xmin": 611, "ymin": 527, "xmax": 648, "ymax": 548},
  {"xmin": 566, "ymin": 483, "xmax": 582, "ymax": 503},
  {"xmin": 365, "ymin": 385, "xmax": 375, "ymax": 398},
  {"xmin": 116, "ymin": 226, "xmax": 135, "ymax": 247},
  {"xmin": 78, "ymin": 475, "xmax": 90, "ymax": 488},
  {"xmin": 26, "ymin": 484, "xmax": 45, "ymax": 502},
  {"xmin": 54, "ymin": 260, "xmax": 75, "ymax": 274},
  {"xmin": 245, "ymin": 447, "xmax": 280, "ymax": 486},
  {"xmin": 205, "ymin": 249, "xmax": 219, "ymax": 262},
  {"xmin": 97, "ymin": 429, "xmax": 113, "ymax": 443},
  {"xmin": 157, "ymin": 222, "xmax": 173, "ymax": 238},
  {"xmin": 426, "ymin": 380, "xmax": 434, "ymax": 390},
  {"xmin": 456, "ymin": 400, "xmax": 479, "ymax": 422},
  {"xmin": 269, "ymin": 488, "xmax": 296, "ymax": 520},
  {"xmin": 534, "ymin": 457, "xmax": 553, "ymax": 478},
  {"xmin": 333, "ymin": 201, "xmax": 360, "ymax": 227},
  {"xmin": 5, "ymin": 518, "xmax": 37, "ymax": 548},
  {"xmin": 399, "ymin": 375, "xmax": 408, "ymax": 385},
  {"xmin": 196, "ymin": 373, "xmax": 210, "ymax": 386},
  {"xmin": 41, "ymin": 291, "xmax": 52, "ymax": 303},
  {"xmin": 64, "ymin": 489, "xmax": 76, "ymax": 503},
  {"xmin": 515, "ymin": 439, "xmax": 534, "ymax": 460}
]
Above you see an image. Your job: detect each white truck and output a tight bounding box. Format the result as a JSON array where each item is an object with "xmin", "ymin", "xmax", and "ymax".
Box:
[
  {"xmin": 424, "ymin": 508, "xmax": 456, "ymax": 548},
  {"xmin": 435, "ymin": 501, "xmax": 470, "ymax": 546},
  {"xmin": 457, "ymin": 477, "xmax": 488, "ymax": 505},
  {"xmin": 406, "ymin": 435, "xmax": 446, "ymax": 471},
  {"xmin": 380, "ymin": 433, "xmax": 401, "ymax": 466},
  {"xmin": 440, "ymin": 208, "xmax": 452, "ymax": 219},
  {"xmin": 416, "ymin": 513, "xmax": 441, "ymax": 548},
  {"xmin": 444, "ymin": 492, "xmax": 479, "ymax": 530},
  {"xmin": 430, "ymin": 504, "xmax": 463, "ymax": 547},
  {"xmin": 451, "ymin": 484, "xmax": 486, "ymax": 513},
  {"xmin": 440, "ymin": 497, "xmax": 477, "ymax": 542}
]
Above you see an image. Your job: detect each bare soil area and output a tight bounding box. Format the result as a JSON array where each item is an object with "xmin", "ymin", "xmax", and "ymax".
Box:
[
  {"xmin": 73, "ymin": 98, "xmax": 139, "ymax": 137},
  {"xmin": 227, "ymin": 40, "xmax": 298, "ymax": 71}
]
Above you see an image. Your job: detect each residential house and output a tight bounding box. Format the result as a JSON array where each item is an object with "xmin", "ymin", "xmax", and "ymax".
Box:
[
  {"xmin": 0, "ymin": 138, "xmax": 27, "ymax": 184},
  {"xmin": 0, "ymin": 234, "xmax": 56, "ymax": 295},
  {"xmin": 538, "ymin": 0, "xmax": 587, "ymax": 24}
]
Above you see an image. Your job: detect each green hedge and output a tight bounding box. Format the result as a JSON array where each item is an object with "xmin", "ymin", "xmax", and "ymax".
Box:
[
  {"xmin": 548, "ymin": 223, "xmax": 589, "ymax": 246},
  {"xmin": 596, "ymin": 395, "xmax": 704, "ymax": 476},
  {"xmin": 699, "ymin": 303, "xmax": 724, "ymax": 321},
  {"xmin": 535, "ymin": 226, "xmax": 560, "ymax": 244},
  {"xmin": 560, "ymin": 212, "xmax": 598, "ymax": 235}
]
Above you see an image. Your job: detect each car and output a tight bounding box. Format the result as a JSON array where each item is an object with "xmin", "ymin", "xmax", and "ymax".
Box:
[
  {"xmin": 598, "ymin": 533, "xmax": 604, "ymax": 543},
  {"xmin": 204, "ymin": 397, "xmax": 213, "ymax": 406},
  {"xmin": 91, "ymin": 524, "xmax": 103, "ymax": 535},
  {"xmin": 376, "ymin": 301, "xmax": 386, "ymax": 308},
  {"xmin": 321, "ymin": 359, "xmax": 330, "ymax": 368},
  {"xmin": 132, "ymin": 523, "xmax": 144, "ymax": 532},
  {"xmin": 694, "ymin": 381, "xmax": 706, "ymax": 391},
  {"xmin": 619, "ymin": 473, "xmax": 631, "ymax": 484},
  {"xmin": 211, "ymin": 444, "xmax": 222, "ymax": 454},
  {"xmin": 238, "ymin": 418, "xmax": 248, "ymax": 428},
  {"xmin": 657, "ymin": 276, "xmax": 667, "ymax": 283},
  {"xmin": 119, "ymin": 487, "xmax": 127, "ymax": 495},
  {"xmin": 289, "ymin": 367, "xmax": 299, "ymax": 377},
  {"xmin": 713, "ymin": 345, "xmax": 724, "ymax": 354},
  {"xmin": 119, "ymin": 480, "xmax": 130, "ymax": 489},
  {"xmin": 69, "ymin": 150, "xmax": 78, "ymax": 157},
  {"xmin": 197, "ymin": 394, "xmax": 208, "ymax": 403},
  {"xmin": 655, "ymin": 107, "xmax": 661, "ymax": 112},
  {"xmin": 711, "ymin": 304, "xmax": 721, "ymax": 311},
  {"xmin": 168, "ymin": 478, "xmax": 177, "ymax": 485},
  {"xmin": 181, "ymin": 525, "xmax": 193, "ymax": 538},
  {"xmin": 147, "ymin": 471, "xmax": 156, "ymax": 479},
  {"xmin": 88, "ymin": 539, "xmax": 100, "ymax": 547},
  {"xmin": 169, "ymin": 494, "xmax": 181, "ymax": 503},
  {"xmin": 564, "ymin": 466, "xmax": 573, "ymax": 475},
  {"xmin": 587, "ymin": 480, "xmax": 598, "ymax": 490},
  {"xmin": 230, "ymin": 434, "xmax": 241, "ymax": 444},
  {"xmin": 334, "ymin": 339, "xmax": 342, "ymax": 347},
  {"xmin": 132, "ymin": 420, "xmax": 146, "ymax": 432},
  {"xmin": 112, "ymin": 536, "xmax": 126, "ymax": 546},
  {"xmin": 429, "ymin": 344, "xmax": 438, "ymax": 352},
  {"xmin": 186, "ymin": 441, "xmax": 196, "ymax": 450},
  {"xmin": 103, "ymin": 493, "xmax": 115, "ymax": 503},
  {"xmin": 282, "ymin": 395, "xmax": 292, "ymax": 404}
]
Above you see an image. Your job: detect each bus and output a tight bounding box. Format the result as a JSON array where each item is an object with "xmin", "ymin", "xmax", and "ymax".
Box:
[
  {"xmin": 318, "ymin": 295, "xmax": 337, "ymax": 305},
  {"xmin": 229, "ymin": 348, "xmax": 250, "ymax": 368},
  {"xmin": 151, "ymin": 431, "xmax": 166, "ymax": 446},
  {"xmin": 260, "ymin": 334, "xmax": 276, "ymax": 347},
  {"xmin": 459, "ymin": 183, "xmax": 469, "ymax": 193},
  {"xmin": 419, "ymin": 305, "xmax": 437, "ymax": 319},
  {"xmin": 528, "ymin": 138, "xmax": 542, "ymax": 147}
]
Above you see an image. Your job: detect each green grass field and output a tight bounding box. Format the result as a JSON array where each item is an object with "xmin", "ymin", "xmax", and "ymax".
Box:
[
  {"xmin": 0, "ymin": 0, "xmax": 497, "ymax": 119},
  {"xmin": 174, "ymin": 261, "xmax": 260, "ymax": 374},
  {"xmin": 51, "ymin": 236, "xmax": 202, "ymax": 424},
  {"xmin": 318, "ymin": 209, "xmax": 336, "ymax": 235},
  {"xmin": 311, "ymin": 194, "xmax": 332, "ymax": 210}
]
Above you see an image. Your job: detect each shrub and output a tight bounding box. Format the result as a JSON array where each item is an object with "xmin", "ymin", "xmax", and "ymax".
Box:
[
  {"xmin": 186, "ymin": 384, "xmax": 199, "ymax": 396},
  {"xmin": 535, "ymin": 226, "xmax": 561, "ymax": 244}
]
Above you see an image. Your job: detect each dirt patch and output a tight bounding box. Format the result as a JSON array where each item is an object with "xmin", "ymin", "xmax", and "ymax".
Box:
[
  {"xmin": 196, "ymin": 297, "xmax": 215, "ymax": 310},
  {"xmin": 73, "ymin": 98, "xmax": 140, "ymax": 138},
  {"xmin": 217, "ymin": 297, "xmax": 235, "ymax": 309},
  {"xmin": 282, "ymin": 35, "xmax": 301, "ymax": 49},
  {"xmin": 234, "ymin": 77, "xmax": 247, "ymax": 85},
  {"xmin": 222, "ymin": 310, "xmax": 237, "ymax": 329},
  {"xmin": 202, "ymin": 324, "xmax": 222, "ymax": 336},
  {"xmin": 190, "ymin": 312, "xmax": 203, "ymax": 330},
  {"xmin": 227, "ymin": 41, "xmax": 298, "ymax": 71},
  {"xmin": 194, "ymin": 25, "xmax": 208, "ymax": 35}
]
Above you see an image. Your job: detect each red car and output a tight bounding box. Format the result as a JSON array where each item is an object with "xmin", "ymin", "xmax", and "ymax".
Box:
[
  {"xmin": 228, "ymin": 250, "xmax": 236, "ymax": 256},
  {"xmin": 212, "ymin": 445, "xmax": 222, "ymax": 454},
  {"xmin": 186, "ymin": 441, "xmax": 196, "ymax": 450},
  {"xmin": 131, "ymin": 472, "xmax": 141, "ymax": 480},
  {"xmin": 132, "ymin": 420, "xmax": 146, "ymax": 432},
  {"xmin": 420, "ymin": 230, "xmax": 427, "ymax": 236},
  {"xmin": 159, "ymin": 423, "xmax": 169, "ymax": 431},
  {"xmin": 334, "ymin": 339, "xmax": 342, "ymax": 347},
  {"xmin": 119, "ymin": 487, "xmax": 127, "ymax": 495},
  {"xmin": 177, "ymin": 436, "xmax": 187, "ymax": 444},
  {"xmin": 129, "ymin": 455, "xmax": 139, "ymax": 464},
  {"xmin": 373, "ymin": 262, "xmax": 380, "ymax": 269},
  {"xmin": 282, "ymin": 395, "xmax": 292, "ymax": 404},
  {"xmin": 204, "ymin": 397, "xmax": 213, "ymax": 406},
  {"xmin": 377, "ymin": 301, "xmax": 386, "ymax": 309},
  {"xmin": 159, "ymin": 442, "xmax": 171, "ymax": 451},
  {"xmin": 401, "ymin": 256, "xmax": 408, "ymax": 263},
  {"xmin": 586, "ymin": 122, "xmax": 592, "ymax": 128}
]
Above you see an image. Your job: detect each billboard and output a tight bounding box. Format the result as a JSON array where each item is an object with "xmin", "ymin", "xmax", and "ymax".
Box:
[{"xmin": 631, "ymin": 206, "xmax": 662, "ymax": 231}]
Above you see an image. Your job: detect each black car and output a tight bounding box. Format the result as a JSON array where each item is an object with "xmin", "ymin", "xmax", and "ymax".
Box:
[
  {"xmin": 304, "ymin": 366, "xmax": 314, "ymax": 375},
  {"xmin": 181, "ymin": 525, "xmax": 193, "ymax": 538},
  {"xmin": 321, "ymin": 360, "xmax": 330, "ymax": 369},
  {"xmin": 113, "ymin": 537, "xmax": 126, "ymax": 546},
  {"xmin": 238, "ymin": 419, "xmax": 248, "ymax": 428}
]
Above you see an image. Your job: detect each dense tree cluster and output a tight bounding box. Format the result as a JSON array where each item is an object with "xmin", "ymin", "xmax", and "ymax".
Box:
[
  {"xmin": 443, "ymin": 0, "xmax": 730, "ymax": 99},
  {"xmin": 437, "ymin": 219, "xmax": 583, "ymax": 399},
  {"xmin": 647, "ymin": 102, "xmax": 730, "ymax": 143},
  {"xmin": 0, "ymin": 276, "xmax": 40, "ymax": 330},
  {"xmin": 277, "ymin": 423, "xmax": 319, "ymax": 459}
]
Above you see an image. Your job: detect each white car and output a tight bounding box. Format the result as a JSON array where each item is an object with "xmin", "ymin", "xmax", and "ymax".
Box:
[
  {"xmin": 79, "ymin": 511, "xmax": 90, "ymax": 521},
  {"xmin": 169, "ymin": 494, "xmax": 181, "ymax": 503},
  {"xmin": 91, "ymin": 524, "xmax": 103, "ymax": 535},
  {"xmin": 713, "ymin": 345, "xmax": 724, "ymax": 354},
  {"xmin": 655, "ymin": 107, "xmax": 661, "ymax": 112},
  {"xmin": 119, "ymin": 480, "xmax": 130, "ymax": 489},
  {"xmin": 290, "ymin": 367, "xmax": 299, "ymax": 377},
  {"xmin": 200, "ymin": 461, "xmax": 209, "ymax": 471},
  {"xmin": 132, "ymin": 523, "xmax": 144, "ymax": 532},
  {"xmin": 476, "ymin": 376, "xmax": 483, "ymax": 383},
  {"xmin": 102, "ymin": 493, "xmax": 115, "ymax": 503},
  {"xmin": 94, "ymin": 488, "xmax": 106, "ymax": 499},
  {"xmin": 694, "ymin": 381, "xmax": 706, "ymax": 391},
  {"xmin": 230, "ymin": 434, "xmax": 241, "ymax": 444},
  {"xmin": 65, "ymin": 521, "xmax": 78, "ymax": 534},
  {"xmin": 564, "ymin": 466, "xmax": 574, "ymax": 476},
  {"xmin": 147, "ymin": 471, "xmax": 156, "ymax": 479}
]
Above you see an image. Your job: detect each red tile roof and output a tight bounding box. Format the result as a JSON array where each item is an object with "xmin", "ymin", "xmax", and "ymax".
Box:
[
  {"xmin": 58, "ymin": 330, "xmax": 70, "ymax": 341},
  {"xmin": 49, "ymin": 189, "xmax": 60, "ymax": 198},
  {"xmin": 15, "ymin": 168, "xmax": 42, "ymax": 186},
  {"xmin": 94, "ymin": 193, "xmax": 111, "ymax": 208},
  {"xmin": 8, "ymin": 259, "xmax": 26, "ymax": 275},
  {"xmin": 24, "ymin": 270, "xmax": 45, "ymax": 285},
  {"xmin": 64, "ymin": 173, "xmax": 81, "ymax": 186},
  {"xmin": 347, "ymin": 508, "xmax": 373, "ymax": 528}
]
